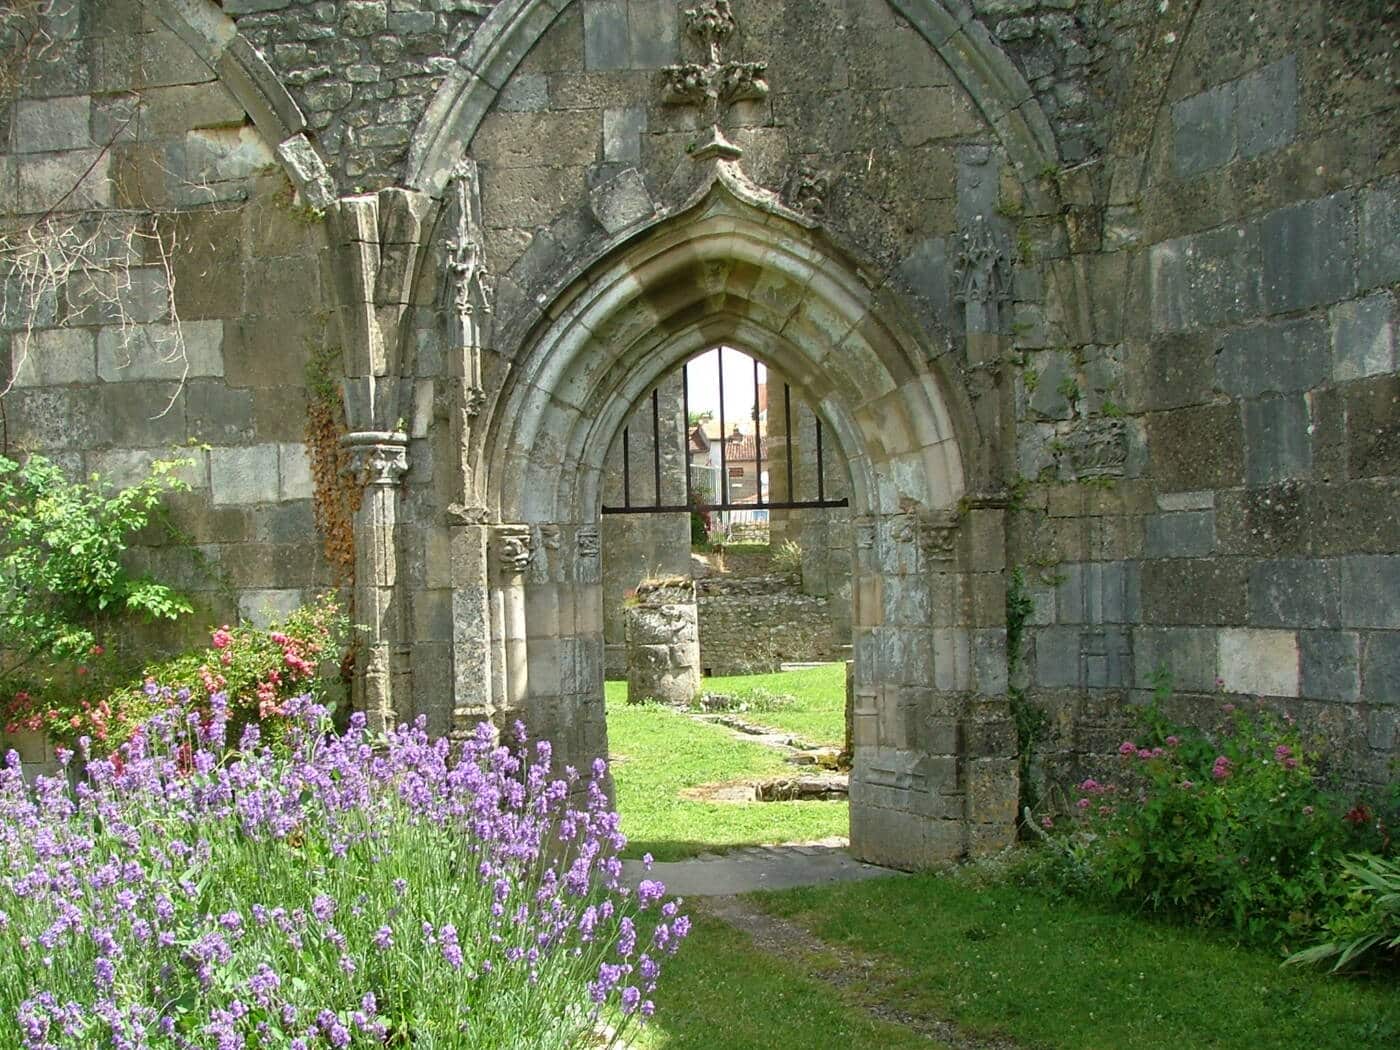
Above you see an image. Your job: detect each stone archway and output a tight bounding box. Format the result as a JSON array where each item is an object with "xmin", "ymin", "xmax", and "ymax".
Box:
[{"xmin": 464, "ymin": 171, "xmax": 1018, "ymax": 869}]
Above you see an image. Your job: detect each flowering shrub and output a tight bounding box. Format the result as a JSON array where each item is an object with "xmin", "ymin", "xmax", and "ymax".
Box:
[
  {"xmin": 1287, "ymin": 853, "xmax": 1400, "ymax": 973},
  {"xmin": 0, "ymin": 698, "xmax": 687, "ymax": 1048},
  {"xmin": 1039, "ymin": 704, "xmax": 1393, "ymax": 948},
  {"xmin": 97, "ymin": 596, "xmax": 348, "ymax": 754}
]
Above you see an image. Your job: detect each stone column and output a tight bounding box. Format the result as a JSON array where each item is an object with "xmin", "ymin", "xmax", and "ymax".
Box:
[
  {"xmin": 493, "ymin": 524, "xmax": 534, "ymax": 720},
  {"xmin": 449, "ymin": 517, "xmax": 493, "ymax": 736},
  {"xmin": 625, "ymin": 578, "xmax": 701, "ymax": 705},
  {"xmin": 343, "ymin": 431, "xmax": 409, "ymax": 734}
]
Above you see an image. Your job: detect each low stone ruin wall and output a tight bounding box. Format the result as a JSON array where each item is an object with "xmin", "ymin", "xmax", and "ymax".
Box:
[{"xmin": 697, "ymin": 573, "xmax": 838, "ymax": 676}]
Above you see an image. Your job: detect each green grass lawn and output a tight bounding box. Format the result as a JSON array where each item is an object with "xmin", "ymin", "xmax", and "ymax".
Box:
[
  {"xmin": 755, "ymin": 873, "xmax": 1400, "ymax": 1050},
  {"xmin": 629, "ymin": 915, "xmax": 942, "ymax": 1050},
  {"xmin": 605, "ymin": 680, "xmax": 848, "ymax": 861},
  {"xmin": 700, "ymin": 662, "xmax": 847, "ymax": 747}
]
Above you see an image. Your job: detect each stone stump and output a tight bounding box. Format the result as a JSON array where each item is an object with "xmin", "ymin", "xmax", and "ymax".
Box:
[{"xmin": 625, "ymin": 577, "xmax": 701, "ymax": 705}]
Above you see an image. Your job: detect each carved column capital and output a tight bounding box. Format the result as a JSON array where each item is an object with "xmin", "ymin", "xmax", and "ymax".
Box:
[
  {"xmin": 342, "ymin": 431, "xmax": 410, "ymax": 487},
  {"xmin": 493, "ymin": 524, "xmax": 534, "ymax": 576}
]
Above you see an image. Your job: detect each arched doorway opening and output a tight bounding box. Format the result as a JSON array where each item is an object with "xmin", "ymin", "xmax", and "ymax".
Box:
[{"xmin": 473, "ymin": 181, "xmax": 1016, "ymax": 868}]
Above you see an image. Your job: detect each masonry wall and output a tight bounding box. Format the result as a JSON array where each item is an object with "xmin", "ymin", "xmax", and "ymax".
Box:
[
  {"xmin": 697, "ymin": 574, "xmax": 839, "ymax": 677},
  {"xmin": 1010, "ymin": 0, "xmax": 1400, "ymax": 795},
  {"xmin": 0, "ymin": 2, "xmax": 338, "ymax": 658}
]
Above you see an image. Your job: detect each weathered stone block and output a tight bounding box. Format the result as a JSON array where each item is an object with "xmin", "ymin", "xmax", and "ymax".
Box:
[
  {"xmin": 17, "ymin": 149, "xmax": 111, "ymax": 212},
  {"xmin": 1145, "ymin": 510, "xmax": 1215, "ymax": 559},
  {"xmin": 1358, "ymin": 177, "xmax": 1400, "ymax": 290},
  {"xmin": 496, "ymin": 73, "xmax": 549, "ymax": 113},
  {"xmin": 1258, "ymin": 192, "xmax": 1356, "ymax": 313},
  {"xmin": 15, "ymin": 96, "xmax": 92, "ymax": 153},
  {"xmin": 342, "ymin": 1, "xmax": 387, "ymax": 36},
  {"xmin": 1032, "ymin": 625, "xmax": 1082, "ymax": 688},
  {"xmin": 1361, "ymin": 633, "xmax": 1400, "ymax": 706},
  {"xmin": 1235, "ymin": 55, "xmax": 1298, "ymax": 160},
  {"xmin": 1147, "ymin": 403, "xmax": 1244, "ymax": 490},
  {"xmin": 1218, "ymin": 628, "xmax": 1299, "ymax": 697},
  {"xmin": 1249, "ymin": 559, "xmax": 1340, "ymax": 628},
  {"xmin": 602, "ymin": 106, "xmax": 646, "ymax": 163},
  {"xmin": 1339, "ymin": 556, "xmax": 1400, "ymax": 629},
  {"xmin": 588, "ymin": 167, "xmax": 653, "ymax": 234},
  {"xmin": 583, "ymin": 0, "xmax": 629, "ymax": 72},
  {"xmin": 97, "ymin": 320, "xmax": 223, "ymax": 382},
  {"xmin": 1217, "ymin": 317, "xmax": 1328, "ymax": 397},
  {"xmin": 1300, "ymin": 630, "xmax": 1360, "ymax": 702},
  {"xmin": 1244, "ymin": 396, "xmax": 1312, "ymax": 486},
  {"xmin": 210, "ymin": 444, "xmax": 281, "ymax": 506},
  {"xmin": 11, "ymin": 328, "xmax": 95, "ymax": 386},
  {"xmin": 628, "ymin": 0, "xmax": 680, "ymax": 68},
  {"xmin": 1141, "ymin": 558, "xmax": 1247, "ymax": 626},
  {"xmin": 1331, "ymin": 292, "xmax": 1395, "ymax": 382},
  {"xmin": 1133, "ymin": 627, "xmax": 1217, "ymax": 693},
  {"xmin": 1172, "ymin": 82, "xmax": 1234, "ymax": 177},
  {"xmin": 278, "ymin": 443, "xmax": 313, "ymax": 501}
]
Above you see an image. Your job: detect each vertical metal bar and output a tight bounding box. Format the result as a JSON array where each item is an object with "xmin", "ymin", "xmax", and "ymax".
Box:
[
  {"xmin": 718, "ymin": 349, "xmax": 728, "ymax": 507},
  {"xmin": 682, "ymin": 359, "xmax": 693, "ymax": 510},
  {"xmin": 816, "ymin": 413, "xmax": 826, "ymax": 504},
  {"xmin": 651, "ymin": 387, "xmax": 662, "ymax": 507},
  {"xmin": 784, "ymin": 383, "xmax": 794, "ymax": 503},
  {"xmin": 753, "ymin": 356, "xmax": 764, "ymax": 506},
  {"xmin": 622, "ymin": 425, "xmax": 632, "ymax": 509}
]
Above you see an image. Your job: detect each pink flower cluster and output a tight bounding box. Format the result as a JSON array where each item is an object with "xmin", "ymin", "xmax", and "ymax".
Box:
[{"xmin": 1211, "ymin": 755, "xmax": 1233, "ymax": 780}]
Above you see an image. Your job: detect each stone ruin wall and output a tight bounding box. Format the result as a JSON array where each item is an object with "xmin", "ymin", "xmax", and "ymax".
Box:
[
  {"xmin": 696, "ymin": 574, "xmax": 840, "ymax": 677},
  {"xmin": 0, "ymin": 0, "xmax": 1395, "ymax": 806}
]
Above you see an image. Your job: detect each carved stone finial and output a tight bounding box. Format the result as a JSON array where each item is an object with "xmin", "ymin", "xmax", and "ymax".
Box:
[
  {"xmin": 494, "ymin": 525, "xmax": 534, "ymax": 576},
  {"xmin": 661, "ymin": 0, "xmax": 768, "ymax": 162},
  {"xmin": 342, "ymin": 431, "xmax": 410, "ymax": 488},
  {"xmin": 782, "ymin": 162, "xmax": 832, "ymax": 216}
]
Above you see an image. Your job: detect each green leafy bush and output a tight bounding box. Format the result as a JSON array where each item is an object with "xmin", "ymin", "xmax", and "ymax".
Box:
[
  {"xmin": 1287, "ymin": 853, "xmax": 1400, "ymax": 972},
  {"xmin": 1037, "ymin": 703, "xmax": 1394, "ymax": 950},
  {"xmin": 0, "ymin": 454, "xmax": 193, "ymax": 744}
]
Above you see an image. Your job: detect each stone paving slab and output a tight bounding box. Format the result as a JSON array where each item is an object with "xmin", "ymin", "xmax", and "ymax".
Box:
[{"xmin": 622, "ymin": 839, "xmax": 904, "ymax": 897}]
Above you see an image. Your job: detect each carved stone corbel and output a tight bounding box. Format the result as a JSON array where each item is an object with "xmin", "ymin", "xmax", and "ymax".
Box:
[
  {"xmin": 341, "ymin": 431, "xmax": 410, "ymax": 487},
  {"xmin": 494, "ymin": 524, "xmax": 534, "ymax": 577}
]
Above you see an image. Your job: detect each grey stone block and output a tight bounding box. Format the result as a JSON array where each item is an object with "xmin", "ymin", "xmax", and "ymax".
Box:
[
  {"xmin": 14, "ymin": 96, "xmax": 92, "ymax": 153},
  {"xmin": 17, "ymin": 150, "xmax": 112, "ymax": 213},
  {"xmin": 1249, "ymin": 559, "xmax": 1340, "ymax": 628},
  {"xmin": 588, "ymin": 168, "xmax": 654, "ymax": 235},
  {"xmin": 186, "ymin": 382, "xmax": 254, "ymax": 444},
  {"xmin": 89, "ymin": 448, "xmax": 206, "ymax": 490},
  {"xmin": 1235, "ymin": 55, "xmax": 1298, "ymax": 159},
  {"xmin": 1300, "ymin": 630, "xmax": 1360, "ymax": 702},
  {"xmin": 1145, "ymin": 510, "xmax": 1215, "ymax": 559},
  {"xmin": 1133, "ymin": 627, "xmax": 1217, "ymax": 693},
  {"xmin": 1330, "ymin": 291, "xmax": 1395, "ymax": 382},
  {"xmin": 211, "ymin": 444, "xmax": 281, "ymax": 506},
  {"xmin": 1032, "ymin": 625, "xmax": 1081, "ymax": 688},
  {"xmin": 584, "ymin": 0, "xmax": 630, "ymax": 72},
  {"xmin": 98, "ymin": 321, "xmax": 223, "ymax": 382},
  {"xmin": 1358, "ymin": 177, "xmax": 1400, "ymax": 290},
  {"xmin": 1028, "ymin": 350, "xmax": 1074, "ymax": 420},
  {"xmin": 628, "ymin": 0, "xmax": 680, "ymax": 68},
  {"xmin": 1172, "ymin": 83, "xmax": 1234, "ymax": 177},
  {"xmin": 973, "ymin": 629, "xmax": 1008, "ymax": 695},
  {"xmin": 1259, "ymin": 192, "xmax": 1356, "ymax": 313},
  {"xmin": 1151, "ymin": 225, "xmax": 1264, "ymax": 333},
  {"xmin": 1361, "ymin": 633, "xmax": 1400, "ymax": 705},
  {"xmin": 11, "ymin": 328, "xmax": 95, "ymax": 386},
  {"xmin": 603, "ymin": 106, "xmax": 646, "ymax": 163},
  {"xmin": 1081, "ymin": 627, "xmax": 1132, "ymax": 689},
  {"xmin": 496, "ymin": 74, "xmax": 549, "ymax": 113},
  {"xmin": 222, "ymin": 0, "xmax": 292, "ymax": 11},
  {"xmin": 1244, "ymin": 396, "xmax": 1312, "ymax": 486},
  {"xmin": 1339, "ymin": 556, "xmax": 1400, "ymax": 629},
  {"xmin": 1217, "ymin": 317, "xmax": 1328, "ymax": 397}
]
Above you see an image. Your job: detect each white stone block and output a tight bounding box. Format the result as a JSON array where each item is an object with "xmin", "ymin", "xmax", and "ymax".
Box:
[
  {"xmin": 210, "ymin": 444, "xmax": 280, "ymax": 505},
  {"xmin": 1218, "ymin": 628, "xmax": 1300, "ymax": 697},
  {"xmin": 278, "ymin": 443, "xmax": 314, "ymax": 501},
  {"xmin": 97, "ymin": 320, "xmax": 223, "ymax": 382}
]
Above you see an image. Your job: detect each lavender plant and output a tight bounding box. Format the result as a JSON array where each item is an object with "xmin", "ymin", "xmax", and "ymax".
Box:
[{"xmin": 0, "ymin": 697, "xmax": 688, "ymax": 1048}]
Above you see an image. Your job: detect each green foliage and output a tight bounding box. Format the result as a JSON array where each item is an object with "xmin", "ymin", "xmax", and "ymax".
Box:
[
  {"xmin": 1040, "ymin": 701, "xmax": 1396, "ymax": 950},
  {"xmin": 1287, "ymin": 853, "xmax": 1400, "ymax": 973},
  {"xmin": 771, "ymin": 539, "xmax": 803, "ymax": 576},
  {"xmin": 0, "ymin": 454, "xmax": 192, "ymax": 690}
]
